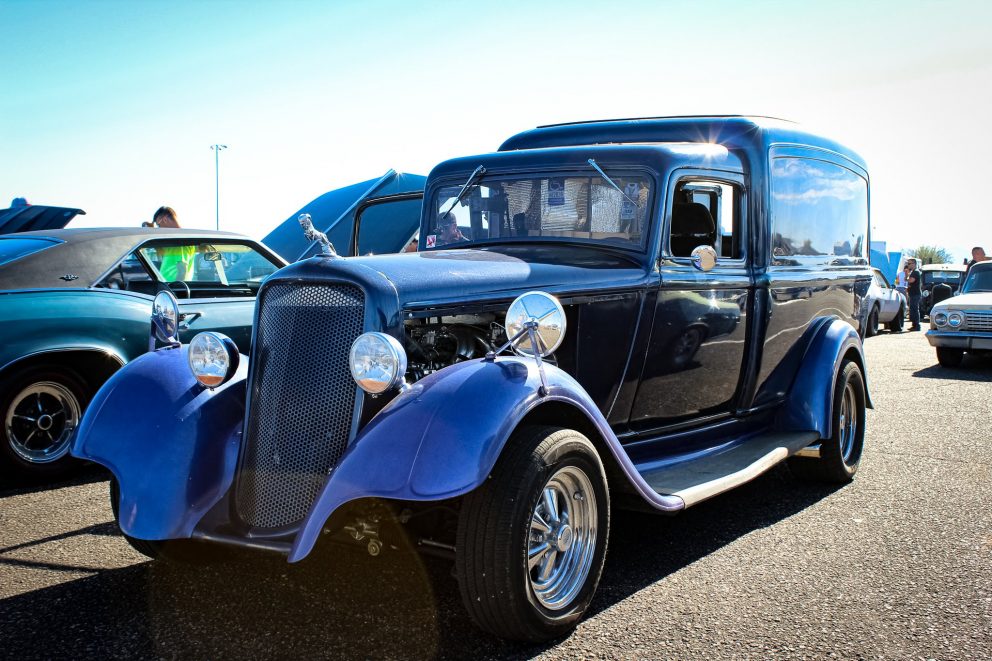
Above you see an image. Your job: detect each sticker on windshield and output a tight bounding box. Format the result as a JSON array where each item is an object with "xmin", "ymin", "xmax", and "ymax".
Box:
[
  {"xmin": 426, "ymin": 234, "xmax": 437, "ymax": 248},
  {"xmin": 620, "ymin": 183, "xmax": 640, "ymax": 221},
  {"xmin": 548, "ymin": 178, "xmax": 565, "ymax": 206}
]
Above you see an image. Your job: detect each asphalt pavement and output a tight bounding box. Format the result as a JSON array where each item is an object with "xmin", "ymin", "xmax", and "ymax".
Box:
[{"xmin": 1, "ymin": 329, "xmax": 990, "ymax": 660}]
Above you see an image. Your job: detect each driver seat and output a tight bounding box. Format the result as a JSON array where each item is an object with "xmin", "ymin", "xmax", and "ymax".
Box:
[{"xmin": 670, "ymin": 202, "xmax": 716, "ymax": 257}]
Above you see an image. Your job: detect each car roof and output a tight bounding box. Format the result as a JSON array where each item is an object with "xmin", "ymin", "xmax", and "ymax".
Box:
[
  {"xmin": 0, "ymin": 227, "xmax": 266, "ymax": 291},
  {"xmin": 921, "ymin": 263, "xmax": 967, "ymax": 272}
]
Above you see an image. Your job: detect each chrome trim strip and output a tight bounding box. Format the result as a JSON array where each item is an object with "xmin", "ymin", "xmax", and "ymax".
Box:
[
  {"xmin": 794, "ymin": 443, "xmax": 822, "ymax": 459},
  {"xmin": 0, "ymin": 346, "xmax": 126, "ymax": 376}
]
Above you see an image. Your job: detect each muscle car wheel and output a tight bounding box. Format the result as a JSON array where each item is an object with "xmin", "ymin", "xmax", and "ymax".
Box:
[
  {"xmin": 886, "ymin": 304, "xmax": 904, "ymax": 332},
  {"xmin": 936, "ymin": 347, "xmax": 964, "ymax": 367},
  {"xmin": 455, "ymin": 426, "xmax": 609, "ymax": 642},
  {"xmin": 788, "ymin": 360, "xmax": 866, "ymax": 483},
  {"xmin": 0, "ymin": 368, "xmax": 86, "ymax": 479},
  {"xmin": 866, "ymin": 306, "xmax": 879, "ymax": 337}
]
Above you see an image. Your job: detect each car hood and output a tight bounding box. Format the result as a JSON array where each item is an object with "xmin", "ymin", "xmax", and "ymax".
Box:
[
  {"xmin": 277, "ymin": 245, "xmax": 649, "ymax": 312},
  {"xmin": 932, "ymin": 292, "xmax": 992, "ymax": 310},
  {"xmin": 0, "ymin": 205, "xmax": 85, "ymax": 235}
]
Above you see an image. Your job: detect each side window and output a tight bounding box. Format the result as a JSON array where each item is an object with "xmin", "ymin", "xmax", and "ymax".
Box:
[
  {"xmin": 96, "ymin": 252, "xmax": 156, "ymax": 293},
  {"xmin": 770, "ymin": 158, "xmax": 868, "ymax": 267},
  {"xmin": 670, "ymin": 180, "xmax": 742, "ymax": 259}
]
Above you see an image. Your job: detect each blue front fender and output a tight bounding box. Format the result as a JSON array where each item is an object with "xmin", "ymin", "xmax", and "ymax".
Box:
[
  {"xmin": 289, "ymin": 356, "xmax": 683, "ymax": 562},
  {"xmin": 71, "ymin": 347, "xmax": 248, "ymax": 540},
  {"xmin": 777, "ymin": 318, "xmax": 873, "ymax": 437}
]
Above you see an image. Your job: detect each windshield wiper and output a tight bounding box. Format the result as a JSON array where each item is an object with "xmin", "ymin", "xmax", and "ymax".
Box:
[
  {"xmin": 440, "ymin": 165, "xmax": 487, "ymax": 219},
  {"xmin": 587, "ymin": 158, "xmax": 639, "ymax": 208}
]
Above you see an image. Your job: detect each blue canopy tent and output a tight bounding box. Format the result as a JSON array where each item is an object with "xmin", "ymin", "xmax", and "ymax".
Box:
[{"xmin": 263, "ymin": 170, "xmax": 426, "ymax": 262}]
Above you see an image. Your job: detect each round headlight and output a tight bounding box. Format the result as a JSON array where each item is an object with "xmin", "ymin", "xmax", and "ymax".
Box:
[
  {"xmin": 349, "ymin": 332, "xmax": 407, "ymax": 394},
  {"xmin": 152, "ymin": 290, "xmax": 180, "ymax": 344},
  {"xmin": 947, "ymin": 312, "xmax": 964, "ymax": 328},
  {"xmin": 188, "ymin": 332, "xmax": 239, "ymax": 388},
  {"xmin": 933, "ymin": 311, "xmax": 948, "ymax": 327}
]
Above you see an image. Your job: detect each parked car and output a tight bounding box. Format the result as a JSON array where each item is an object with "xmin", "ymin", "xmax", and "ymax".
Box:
[
  {"xmin": 926, "ymin": 260, "xmax": 992, "ymax": 366},
  {"xmin": 0, "ymin": 228, "xmax": 286, "ymax": 479},
  {"xmin": 73, "ymin": 116, "xmax": 873, "ymax": 642},
  {"xmin": 864, "ymin": 267, "xmax": 905, "ymax": 335},
  {"xmin": 920, "ymin": 263, "xmax": 967, "ymax": 317}
]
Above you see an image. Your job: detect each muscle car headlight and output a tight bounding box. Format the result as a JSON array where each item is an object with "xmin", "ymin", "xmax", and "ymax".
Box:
[
  {"xmin": 188, "ymin": 332, "xmax": 239, "ymax": 388},
  {"xmin": 933, "ymin": 311, "xmax": 948, "ymax": 327},
  {"xmin": 947, "ymin": 312, "xmax": 964, "ymax": 328},
  {"xmin": 349, "ymin": 332, "xmax": 407, "ymax": 394}
]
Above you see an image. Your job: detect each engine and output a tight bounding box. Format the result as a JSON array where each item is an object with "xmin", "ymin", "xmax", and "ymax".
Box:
[{"xmin": 404, "ymin": 314, "xmax": 508, "ymax": 381}]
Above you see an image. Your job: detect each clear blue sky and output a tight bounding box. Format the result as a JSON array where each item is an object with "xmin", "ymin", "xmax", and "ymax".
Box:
[{"xmin": 2, "ymin": 0, "xmax": 990, "ymax": 263}]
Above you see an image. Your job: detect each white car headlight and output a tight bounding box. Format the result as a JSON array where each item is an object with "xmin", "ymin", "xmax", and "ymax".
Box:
[
  {"xmin": 188, "ymin": 332, "xmax": 239, "ymax": 388},
  {"xmin": 947, "ymin": 312, "xmax": 964, "ymax": 328},
  {"xmin": 349, "ymin": 332, "xmax": 407, "ymax": 394},
  {"xmin": 933, "ymin": 311, "xmax": 948, "ymax": 327}
]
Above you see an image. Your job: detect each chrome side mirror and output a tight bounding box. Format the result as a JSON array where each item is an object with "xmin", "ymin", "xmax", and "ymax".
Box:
[
  {"xmin": 690, "ymin": 245, "xmax": 718, "ymax": 272},
  {"xmin": 150, "ymin": 290, "xmax": 180, "ymax": 350},
  {"xmin": 505, "ymin": 291, "xmax": 567, "ymax": 358}
]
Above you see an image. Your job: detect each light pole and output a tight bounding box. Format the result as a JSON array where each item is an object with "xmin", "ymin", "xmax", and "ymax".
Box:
[{"xmin": 210, "ymin": 144, "xmax": 227, "ymax": 230}]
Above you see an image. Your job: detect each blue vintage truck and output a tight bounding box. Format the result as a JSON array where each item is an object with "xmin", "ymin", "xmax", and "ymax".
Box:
[{"xmin": 73, "ymin": 116, "xmax": 872, "ymax": 641}]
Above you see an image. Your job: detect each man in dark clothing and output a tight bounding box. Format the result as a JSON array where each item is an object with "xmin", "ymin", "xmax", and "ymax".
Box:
[{"xmin": 906, "ymin": 258, "xmax": 922, "ymax": 331}]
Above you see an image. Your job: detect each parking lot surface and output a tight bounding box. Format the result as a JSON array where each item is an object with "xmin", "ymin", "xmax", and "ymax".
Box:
[{"xmin": 1, "ymin": 330, "xmax": 990, "ymax": 660}]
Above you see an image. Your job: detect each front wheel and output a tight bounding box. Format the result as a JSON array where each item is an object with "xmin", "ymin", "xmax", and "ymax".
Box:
[
  {"xmin": 455, "ymin": 426, "xmax": 610, "ymax": 642},
  {"xmin": 0, "ymin": 367, "xmax": 87, "ymax": 480},
  {"xmin": 936, "ymin": 347, "xmax": 964, "ymax": 367},
  {"xmin": 788, "ymin": 360, "xmax": 866, "ymax": 483}
]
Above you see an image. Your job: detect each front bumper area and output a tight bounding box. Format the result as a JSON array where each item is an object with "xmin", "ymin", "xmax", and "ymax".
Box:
[{"xmin": 926, "ymin": 330, "xmax": 992, "ymax": 350}]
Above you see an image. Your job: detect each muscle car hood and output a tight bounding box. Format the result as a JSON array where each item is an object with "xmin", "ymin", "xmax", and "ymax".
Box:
[
  {"xmin": 933, "ymin": 292, "xmax": 992, "ymax": 310},
  {"xmin": 0, "ymin": 205, "xmax": 85, "ymax": 235}
]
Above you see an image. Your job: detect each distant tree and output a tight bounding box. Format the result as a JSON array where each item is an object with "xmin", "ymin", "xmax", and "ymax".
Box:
[{"xmin": 908, "ymin": 245, "xmax": 952, "ymax": 265}]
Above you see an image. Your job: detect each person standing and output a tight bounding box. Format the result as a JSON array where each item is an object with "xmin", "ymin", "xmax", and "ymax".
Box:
[
  {"xmin": 895, "ymin": 266, "xmax": 908, "ymax": 296},
  {"xmin": 906, "ymin": 258, "xmax": 922, "ymax": 331},
  {"xmin": 152, "ymin": 206, "xmax": 195, "ymax": 281},
  {"xmin": 967, "ymin": 246, "xmax": 988, "ymax": 274}
]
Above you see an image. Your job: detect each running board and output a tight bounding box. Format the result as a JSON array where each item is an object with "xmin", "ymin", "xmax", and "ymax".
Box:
[{"xmin": 636, "ymin": 431, "xmax": 820, "ymax": 508}]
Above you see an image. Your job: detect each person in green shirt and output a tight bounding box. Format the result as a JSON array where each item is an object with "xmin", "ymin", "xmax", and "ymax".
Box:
[{"xmin": 151, "ymin": 206, "xmax": 196, "ymax": 281}]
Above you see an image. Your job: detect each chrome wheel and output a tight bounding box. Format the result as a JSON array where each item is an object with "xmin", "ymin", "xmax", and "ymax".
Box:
[
  {"xmin": 528, "ymin": 465, "xmax": 598, "ymax": 611},
  {"xmin": 839, "ymin": 381, "xmax": 858, "ymax": 464},
  {"xmin": 4, "ymin": 381, "xmax": 81, "ymax": 464}
]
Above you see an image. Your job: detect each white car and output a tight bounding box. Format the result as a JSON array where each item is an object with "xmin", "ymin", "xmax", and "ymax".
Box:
[
  {"xmin": 926, "ymin": 261, "xmax": 992, "ymax": 366},
  {"xmin": 865, "ymin": 267, "xmax": 906, "ymax": 336}
]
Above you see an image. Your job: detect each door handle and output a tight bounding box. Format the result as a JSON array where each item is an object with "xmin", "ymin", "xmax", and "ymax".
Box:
[{"xmin": 178, "ymin": 311, "xmax": 203, "ymax": 329}]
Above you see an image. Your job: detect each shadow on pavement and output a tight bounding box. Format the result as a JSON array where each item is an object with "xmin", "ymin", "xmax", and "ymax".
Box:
[
  {"xmin": 911, "ymin": 355, "xmax": 992, "ymax": 381},
  {"xmin": 0, "ymin": 463, "xmax": 109, "ymax": 498},
  {"xmin": 0, "ymin": 467, "xmax": 840, "ymax": 660}
]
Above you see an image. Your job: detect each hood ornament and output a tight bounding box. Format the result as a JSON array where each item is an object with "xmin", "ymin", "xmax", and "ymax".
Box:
[{"xmin": 298, "ymin": 213, "xmax": 338, "ymax": 258}]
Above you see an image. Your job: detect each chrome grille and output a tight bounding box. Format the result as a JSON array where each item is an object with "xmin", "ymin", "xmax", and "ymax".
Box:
[
  {"xmin": 964, "ymin": 311, "xmax": 992, "ymax": 331},
  {"xmin": 237, "ymin": 282, "xmax": 365, "ymax": 529}
]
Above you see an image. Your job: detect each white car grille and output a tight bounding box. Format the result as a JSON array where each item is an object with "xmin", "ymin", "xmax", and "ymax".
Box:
[{"xmin": 964, "ymin": 311, "xmax": 992, "ymax": 331}]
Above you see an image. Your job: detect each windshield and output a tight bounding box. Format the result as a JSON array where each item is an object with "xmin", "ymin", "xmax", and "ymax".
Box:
[
  {"xmin": 923, "ymin": 270, "xmax": 964, "ymax": 285},
  {"xmin": 962, "ymin": 267, "xmax": 992, "ymax": 293},
  {"xmin": 425, "ymin": 172, "xmax": 653, "ymax": 251}
]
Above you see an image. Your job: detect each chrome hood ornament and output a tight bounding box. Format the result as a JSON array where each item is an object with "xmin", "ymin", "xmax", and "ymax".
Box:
[{"xmin": 298, "ymin": 213, "xmax": 338, "ymax": 258}]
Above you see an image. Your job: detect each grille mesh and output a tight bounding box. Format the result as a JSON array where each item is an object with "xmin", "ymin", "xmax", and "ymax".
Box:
[
  {"xmin": 964, "ymin": 311, "xmax": 992, "ymax": 332},
  {"xmin": 236, "ymin": 282, "xmax": 365, "ymax": 529}
]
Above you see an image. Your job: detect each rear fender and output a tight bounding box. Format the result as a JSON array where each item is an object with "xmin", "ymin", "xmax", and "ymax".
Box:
[
  {"xmin": 71, "ymin": 347, "xmax": 247, "ymax": 540},
  {"xmin": 777, "ymin": 318, "xmax": 873, "ymax": 438},
  {"xmin": 290, "ymin": 356, "xmax": 683, "ymax": 562}
]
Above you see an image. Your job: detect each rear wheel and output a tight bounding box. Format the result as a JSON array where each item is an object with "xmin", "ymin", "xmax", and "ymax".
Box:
[
  {"xmin": 455, "ymin": 426, "xmax": 609, "ymax": 642},
  {"xmin": 865, "ymin": 306, "xmax": 879, "ymax": 337},
  {"xmin": 0, "ymin": 367, "xmax": 87, "ymax": 480},
  {"xmin": 886, "ymin": 305, "xmax": 904, "ymax": 332},
  {"xmin": 936, "ymin": 347, "xmax": 964, "ymax": 367},
  {"xmin": 789, "ymin": 360, "xmax": 866, "ymax": 483}
]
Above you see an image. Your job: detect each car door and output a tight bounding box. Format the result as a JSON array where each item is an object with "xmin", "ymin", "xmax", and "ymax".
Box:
[{"xmin": 628, "ymin": 172, "xmax": 751, "ymax": 431}]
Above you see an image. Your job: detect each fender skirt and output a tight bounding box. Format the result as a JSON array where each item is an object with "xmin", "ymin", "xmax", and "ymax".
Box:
[
  {"xmin": 776, "ymin": 318, "xmax": 874, "ymax": 438},
  {"xmin": 71, "ymin": 347, "xmax": 248, "ymax": 541},
  {"xmin": 289, "ymin": 356, "xmax": 684, "ymax": 562}
]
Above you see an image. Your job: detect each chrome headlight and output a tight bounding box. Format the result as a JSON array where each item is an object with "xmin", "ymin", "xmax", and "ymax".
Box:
[
  {"xmin": 933, "ymin": 311, "xmax": 948, "ymax": 327},
  {"xmin": 349, "ymin": 332, "xmax": 407, "ymax": 394},
  {"xmin": 188, "ymin": 332, "xmax": 239, "ymax": 388},
  {"xmin": 947, "ymin": 312, "xmax": 964, "ymax": 328}
]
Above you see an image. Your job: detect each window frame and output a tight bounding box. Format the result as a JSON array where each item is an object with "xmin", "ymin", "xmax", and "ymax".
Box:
[{"xmin": 661, "ymin": 169, "xmax": 748, "ymax": 267}]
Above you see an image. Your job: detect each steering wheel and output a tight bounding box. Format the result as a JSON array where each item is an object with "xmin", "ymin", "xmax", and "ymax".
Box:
[{"xmin": 168, "ymin": 281, "xmax": 191, "ymax": 299}]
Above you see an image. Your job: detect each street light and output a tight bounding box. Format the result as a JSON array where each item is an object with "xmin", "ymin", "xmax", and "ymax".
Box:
[{"xmin": 210, "ymin": 144, "xmax": 228, "ymax": 230}]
